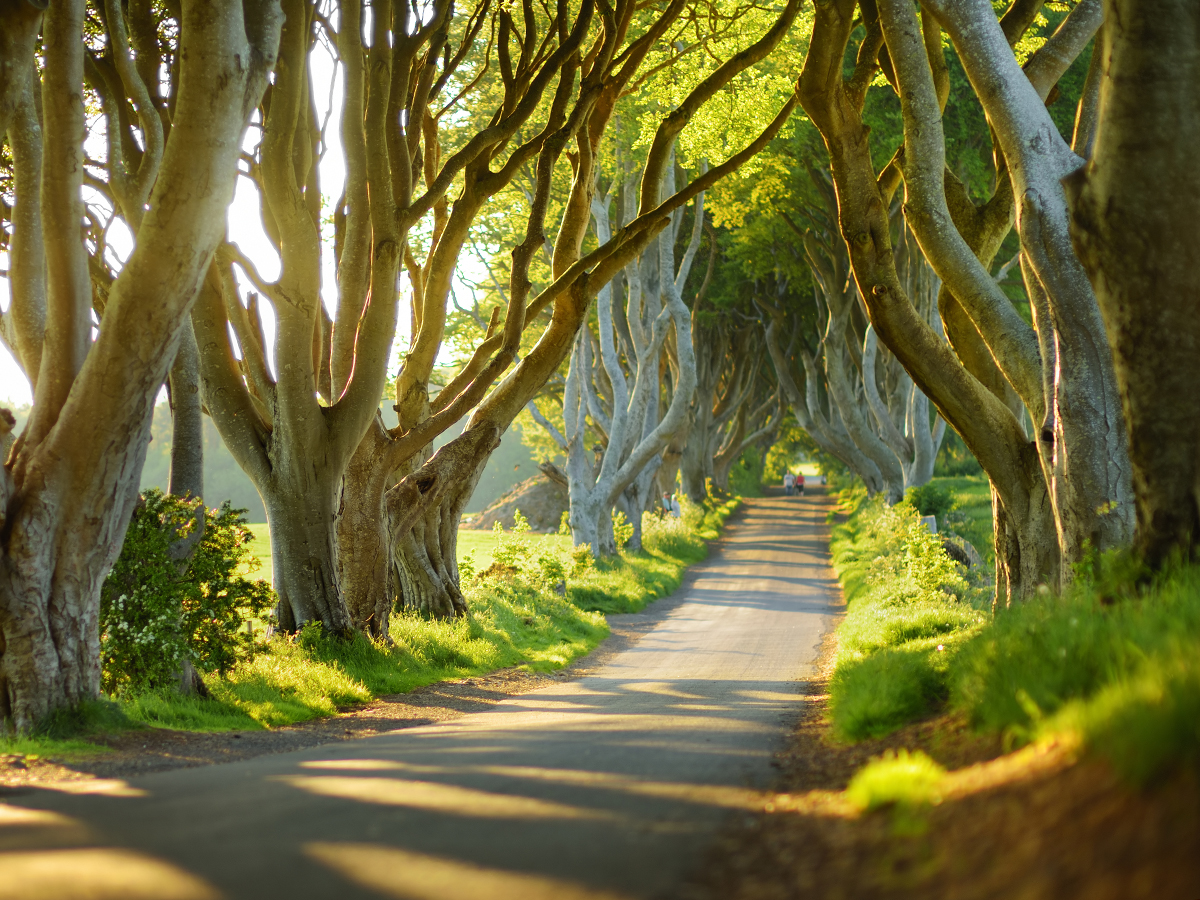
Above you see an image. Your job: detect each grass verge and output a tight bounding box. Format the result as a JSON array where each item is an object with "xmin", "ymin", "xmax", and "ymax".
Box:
[
  {"xmin": 828, "ymin": 478, "xmax": 1200, "ymax": 784},
  {"xmin": 827, "ymin": 483, "xmax": 987, "ymax": 741},
  {"xmin": 951, "ymin": 561, "xmax": 1200, "ymax": 783},
  {"xmin": 4, "ymin": 496, "xmax": 739, "ymax": 757}
]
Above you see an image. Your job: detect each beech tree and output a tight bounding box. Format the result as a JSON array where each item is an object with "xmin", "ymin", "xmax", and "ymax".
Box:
[
  {"xmin": 192, "ymin": 0, "xmax": 487, "ymax": 636},
  {"xmin": 675, "ymin": 314, "xmax": 774, "ymax": 502},
  {"xmin": 191, "ymin": 0, "xmax": 803, "ymax": 630},
  {"xmin": 2, "ymin": 4, "xmax": 209, "ymax": 519},
  {"xmin": 795, "ymin": 0, "xmax": 1132, "ymax": 603},
  {"xmin": 797, "ymin": 214, "xmax": 946, "ymax": 498},
  {"xmin": 719, "ymin": 160, "xmax": 945, "ymax": 499},
  {"xmin": 1070, "ymin": 0, "xmax": 1200, "ymax": 568},
  {"xmin": 379, "ymin": 0, "xmax": 804, "ymax": 615},
  {"xmin": 0, "ymin": 0, "xmax": 280, "ymax": 732},
  {"xmin": 530, "ymin": 153, "xmax": 702, "ymax": 556}
]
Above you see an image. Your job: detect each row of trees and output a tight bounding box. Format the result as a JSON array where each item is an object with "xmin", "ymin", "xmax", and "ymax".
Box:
[
  {"xmin": 523, "ymin": 0, "xmax": 1199, "ymax": 614},
  {"xmin": 0, "ymin": 0, "xmax": 803, "ymax": 730},
  {"xmin": 1, "ymin": 0, "xmax": 1196, "ymax": 733},
  {"xmin": 788, "ymin": 0, "xmax": 1198, "ymax": 603}
]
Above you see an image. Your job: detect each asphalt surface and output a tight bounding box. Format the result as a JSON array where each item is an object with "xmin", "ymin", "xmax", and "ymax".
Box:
[{"xmin": 0, "ymin": 492, "xmax": 838, "ymax": 900}]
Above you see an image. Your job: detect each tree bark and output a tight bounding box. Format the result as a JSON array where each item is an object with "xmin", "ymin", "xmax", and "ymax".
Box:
[
  {"xmin": 0, "ymin": 0, "xmax": 280, "ymax": 732},
  {"xmin": 1069, "ymin": 0, "xmax": 1200, "ymax": 567},
  {"xmin": 166, "ymin": 320, "xmax": 208, "ymax": 696},
  {"xmin": 385, "ymin": 426, "xmax": 499, "ymax": 618},
  {"xmin": 797, "ymin": 0, "xmax": 1053, "ymax": 599},
  {"xmin": 921, "ymin": 0, "xmax": 1134, "ymax": 572},
  {"xmin": 263, "ymin": 466, "xmax": 349, "ymax": 635},
  {"xmin": 166, "ymin": 321, "xmax": 204, "ymax": 503},
  {"xmin": 336, "ymin": 417, "xmax": 396, "ymax": 639}
]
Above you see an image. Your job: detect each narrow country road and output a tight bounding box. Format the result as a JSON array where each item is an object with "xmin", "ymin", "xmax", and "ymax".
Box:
[{"xmin": 1, "ymin": 492, "xmax": 839, "ymax": 900}]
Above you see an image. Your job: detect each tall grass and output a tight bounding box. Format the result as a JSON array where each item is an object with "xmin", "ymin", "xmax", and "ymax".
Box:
[
  {"xmin": 827, "ymin": 484, "xmax": 987, "ymax": 740},
  {"xmin": 828, "ymin": 478, "xmax": 1200, "ymax": 784},
  {"xmin": 951, "ymin": 562, "xmax": 1200, "ymax": 782}
]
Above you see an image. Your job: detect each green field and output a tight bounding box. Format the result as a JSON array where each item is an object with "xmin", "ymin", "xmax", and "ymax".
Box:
[
  {"xmin": 925, "ymin": 476, "xmax": 994, "ymax": 569},
  {"xmin": 243, "ymin": 525, "xmax": 571, "ymax": 585},
  {"xmin": 244, "ymin": 523, "xmax": 272, "ymax": 581}
]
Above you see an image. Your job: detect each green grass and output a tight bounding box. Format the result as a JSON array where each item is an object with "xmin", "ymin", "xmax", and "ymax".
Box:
[
  {"xmin": 243, "ymin": 522, "xmax": 273, "ymax": 582},
  {"xmin": 0, "ymin": 699, "xmax": 138, "ymax": 761},
  {"xmin": 846, "ymin": 748, "xmax": 947, "ymax": 811},
  {"xmin": 827, "ymin": 485, "xmax": 987, "ymax": 740},
  {"xmin": 827, "ymin": 477, "xmax": 1200, "ymax": 785},
  {"xmin": 929, "ymin": 476, "xmax": 994, "ymax": 570},
  {"xmin": 456, "ymin": 528, "xmax": 518, "ymax": 572},
  {"xmin": 112, "ymin": 561, "xmax": 610, "ymax": 734},
  {"xmin": 949, "ymin": 561, "xmax": 1200, "ymax": 782},
  {"xmin": 4, "ymin": 497, "xmax": 739, "ymax": 754}
]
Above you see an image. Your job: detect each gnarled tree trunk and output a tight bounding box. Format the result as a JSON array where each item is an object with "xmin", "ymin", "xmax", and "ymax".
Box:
[
  {"xmin": 385, "ymin": 426, "xmax": 499, "ymax": 618},
  {"xmin": 336, "ymin": 417, "xmax": 402, "ymax": 638}
]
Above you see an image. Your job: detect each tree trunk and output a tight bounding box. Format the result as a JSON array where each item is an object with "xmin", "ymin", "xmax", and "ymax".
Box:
[
  {"xmin": 570, "ymin": 488, "xmax": 618, "ymax": 558},
  {"xmin": 711, "ymin": 407, "xmax": 746, "ymax": 492},
  {"xmin": 0, "ymin": 0, "xmax": 280, "ymax": 733},
  {"xmin": 616, "ymin": 493, "xmax": 643, "ymax": 553},
  {"xmin": 336, "ymin": 417, "xmax": 395, "ymax": 639},
  {"xmin": 166, "ymin": 322, "xmax": 204, "ymax": 501},
  {"xmin": 907, "ymin": 393, "xmax": 943, "ymax": 487},
  {"xmin": 0, "ymin": 516, "xmax": 121, "ymax": 732},
  {"xmin": 165, "ymin": 321, "xmax": 209, "ymax": 697},
  {"xmin": 1069, "ymin": 0, "xmax": 1200, "ymax": 567},
  {"xmin": 826, "ymin": 342, "xmax": 905, "ymax": 503},
  {"xmin": 991, "ymin": 477, "xmax": 1059, "ymax": 610},
  {"xmin": 265, "ymin": 471, "xmax": 348, "ymax": 635},
  {"xmin": 679, "ymin": 420, "xmax": 710, "ymax": 503},
  {"xmin": 384, "ymin": 425, "xmax": 499, "ymax": 618}
]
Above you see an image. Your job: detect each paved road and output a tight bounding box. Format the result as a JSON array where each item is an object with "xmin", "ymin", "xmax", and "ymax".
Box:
[{"xmin": 0, "ymin": 492, "xmax": 838, "ymax": 900}]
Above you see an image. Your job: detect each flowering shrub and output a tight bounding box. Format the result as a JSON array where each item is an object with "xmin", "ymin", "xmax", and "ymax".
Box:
[{"xmin": 100, "ymin": 490, "xmax": 275, "ymax": 695}]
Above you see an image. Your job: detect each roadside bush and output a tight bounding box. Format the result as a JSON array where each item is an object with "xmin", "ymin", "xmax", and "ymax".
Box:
[
  {"xmin": 846, "ymin": 748, "xmax": 946, "ymax": 810},
  {"xmin": 100, "ymin": 491, "xmax": 274, "ymax": 696},
  {"xmin": 612, "ymin": 510, "xmax": 634, "ymax": 551},
  {"xmin": 905, "ymin": 482, "xmax": 956, "ymax": 520},
  {"xmin": 828, "ymin": 491, "xmax": 984, "ymax": 740}
]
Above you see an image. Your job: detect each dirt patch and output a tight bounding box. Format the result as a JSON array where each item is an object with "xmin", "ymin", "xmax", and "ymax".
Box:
[
  {"xmin": 462, "ymin": 474, "xmax": 568, "ymax": 532},
  {"xmin": 683, "ymin": 628, "xmax": 1200, "ymax": 900}
]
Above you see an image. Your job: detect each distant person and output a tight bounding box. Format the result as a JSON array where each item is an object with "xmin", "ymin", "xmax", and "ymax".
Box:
[
  {"xmin": 797, "ymin": 471, "xmax": 805, "ymax": 496},
  {"xmin": 671, "ymin": 493, "xmax": 683, "ymax": 518},
  {"xmin": 783, "ymin": 472, "xmax": 795, "ymax": 496}
]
